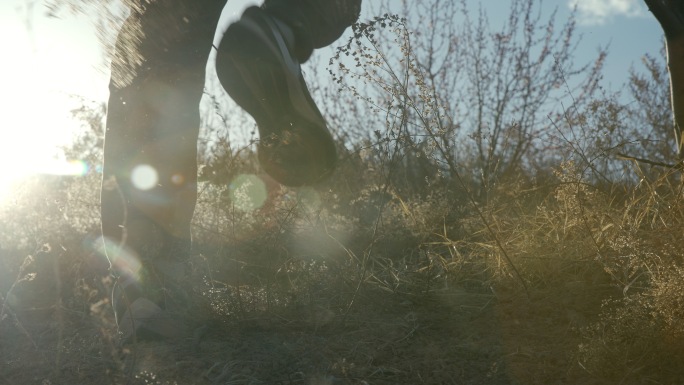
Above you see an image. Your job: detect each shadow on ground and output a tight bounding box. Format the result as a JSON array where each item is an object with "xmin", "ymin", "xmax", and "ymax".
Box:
[
  {"xmin": 2, "ymin": 272, "xmax": 517, "ymax": 384},
  {"xmin": 1, "ymin": 234, "xmax": 613, "ymax": 385}
]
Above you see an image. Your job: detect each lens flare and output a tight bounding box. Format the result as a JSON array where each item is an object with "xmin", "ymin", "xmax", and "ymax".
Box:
[
  {"xmin": 0, "ymin": 159, "xmax": 93, "ymax": 206},
  {"xmin": 131, "ymin": 164, "xmax": 158, "ymax": 190},
  {"xmin": 95, "ymin": 236, "xmax": 142, "ymax": 281},
  {"xmin": 171, "ymin": 173, "xmax": 185, "ymax": 186},
  {"xmin": 229, "ymin": 174, "xmax": 267, "ymax": 211},
  {"xmin": 41, "ymin": 159, "xmax": 89, "ymax": 176}
]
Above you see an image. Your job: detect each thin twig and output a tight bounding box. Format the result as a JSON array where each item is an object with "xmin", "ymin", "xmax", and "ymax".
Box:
[{"xmin": 616, "ymin": 152, "xmax": 682, "ymax": 170}]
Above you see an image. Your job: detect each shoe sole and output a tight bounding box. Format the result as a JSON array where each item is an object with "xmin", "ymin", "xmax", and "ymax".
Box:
[{"xmin": 216, "ymin": 8, "xmax": 337, "ymax": 186}]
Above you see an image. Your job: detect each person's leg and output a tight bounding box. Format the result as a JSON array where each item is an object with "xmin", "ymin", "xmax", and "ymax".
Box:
[
  {"xmin": 102, "ymin": 0, "xmax": 226, "ymax": 341},
  {"xmin": 215, "ymin": 0, "xmax": 362, "ymax": 186}
]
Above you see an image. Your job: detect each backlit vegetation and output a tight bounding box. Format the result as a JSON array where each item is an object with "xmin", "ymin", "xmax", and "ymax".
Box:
[{"xmin": 2, "ymin": 0, "xmax": 683, "ymax": 383}]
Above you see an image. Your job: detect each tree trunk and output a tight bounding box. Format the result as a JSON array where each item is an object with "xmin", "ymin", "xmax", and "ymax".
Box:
[{"xmin": 643, "ymin": 0, "xmax": 684, "ymax": 157}]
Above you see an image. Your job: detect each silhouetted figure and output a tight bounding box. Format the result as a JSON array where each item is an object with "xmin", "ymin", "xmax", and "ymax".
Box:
[{"xmin": 101, "ymin": 0, "xmax": 361, "ymax": 341}]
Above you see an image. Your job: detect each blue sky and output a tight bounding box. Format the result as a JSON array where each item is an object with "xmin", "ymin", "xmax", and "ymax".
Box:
[
  {"xmin": 0, "ymin": 0, "xmax": 669, "ymax": 199},
  {"xmin": 565, "ymin": 0, "xmax": 663, "ymax": 90},
  {"xmin": 391, "ymin": 0, "xmax": 664, "ymax": 92}
]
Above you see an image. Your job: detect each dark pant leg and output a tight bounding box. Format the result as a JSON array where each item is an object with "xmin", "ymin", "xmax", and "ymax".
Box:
[
  {"xmin": 262, "ymin": 0, "xmax": 362, "ymax": 61},
  {"xmin": 101, "ymin": 1, "xmax": 225, "ymax": 280}
]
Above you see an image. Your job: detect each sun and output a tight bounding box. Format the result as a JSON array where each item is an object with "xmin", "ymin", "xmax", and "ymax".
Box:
[
  {"xmin": 0, "ymin": 1, "xmax": 106, "ymax": 206},
  {"xmin": 0, "ymin": 83, "xmax": 86, "ymax": 204},
  {"xmin": 0, "ymin": 48, "xmax": 87, "ymax": 205}
]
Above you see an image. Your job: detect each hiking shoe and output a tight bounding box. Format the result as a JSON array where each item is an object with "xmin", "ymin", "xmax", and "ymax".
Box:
[
  {"xmin": 112, "ymin": 262, "xmax": 191, "ymax": 343},
  {"xmin": 216, "ymin": 6, "xmax": 337, "ymax": 186}
]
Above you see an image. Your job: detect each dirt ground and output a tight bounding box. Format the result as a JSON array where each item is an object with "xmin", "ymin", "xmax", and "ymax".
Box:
[
  {"xmin": 0, "ymin": 239, "xmax": 613, "ymax": 385},
  {"xmin": 1, "ymin": 278, "xmax": 611, "ymax": 384}
]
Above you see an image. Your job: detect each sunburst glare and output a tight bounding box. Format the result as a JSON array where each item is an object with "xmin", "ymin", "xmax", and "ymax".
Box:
[{"xmin": 0, "ymin": 1, "xmax": 106, "ymax": 207}]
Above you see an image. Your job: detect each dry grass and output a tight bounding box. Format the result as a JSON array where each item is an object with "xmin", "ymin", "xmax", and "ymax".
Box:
[{"xmin": 2, "ymin": 158, "xmax": 684, "ymax": 385}]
